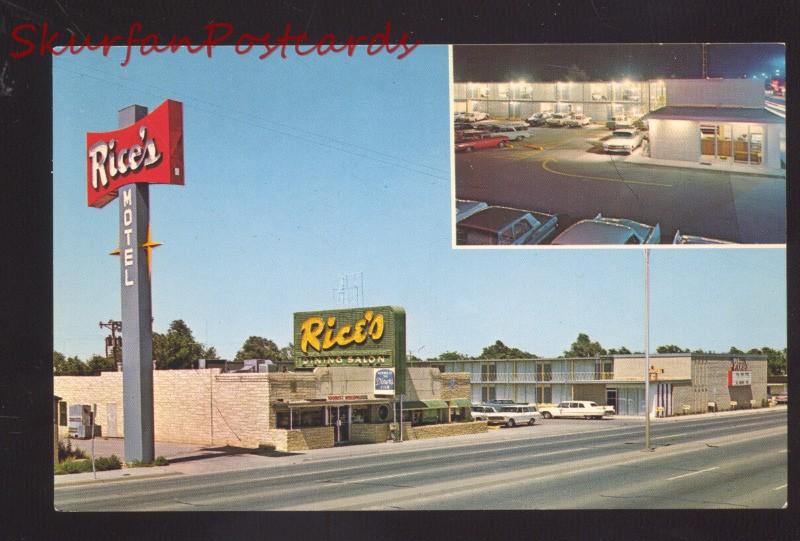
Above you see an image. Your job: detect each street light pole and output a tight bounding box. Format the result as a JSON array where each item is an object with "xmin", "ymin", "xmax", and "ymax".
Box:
[{"xmin": 644, "ymin": 248, "xmax": 652, "ymax": 451}]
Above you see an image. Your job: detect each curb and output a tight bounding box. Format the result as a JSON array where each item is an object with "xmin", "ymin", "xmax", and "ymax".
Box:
[
  {"xmin": 622, "ymin": 157, "xmax": 786, "ymax": 179},
  {"xmin": 54, "ymin": 470, "xmax": 183, "ymax": 488}
]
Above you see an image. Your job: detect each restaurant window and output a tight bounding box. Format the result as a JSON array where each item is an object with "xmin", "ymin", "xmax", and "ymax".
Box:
[
  {"xmin": 451, "ymin": 407, "xmax": 467, "ymax": 422},
  {"xmin": 58, "ymin": 401, "xmax": 67, "ymax": 426},
  {"xmin": 749, "ymin": 128, "xmax": 763, "ymax": 164},
  {"xmin": 351, "ymin": 406, "xmax": 369, "ymax": 424},
  {"xmin": 276, "ymin": 411, "xmax": 290, "ymax": 429},
  {"xmin": 300, "ymin": 408, "xmax": 324, "ymax": 427}
]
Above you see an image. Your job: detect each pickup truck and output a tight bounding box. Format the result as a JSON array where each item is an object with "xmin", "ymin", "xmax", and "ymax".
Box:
[
  {"xmin": 539, "ymin": 401, "xmax": 610, "ymax": 420},
  {"xmin": 486, "ymin": 405, "xmax": 543, "ymax": 427}
]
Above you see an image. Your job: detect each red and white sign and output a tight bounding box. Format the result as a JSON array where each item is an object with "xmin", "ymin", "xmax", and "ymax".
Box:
[
  {"xmin": 728, "ymin": 370, "xmax": 752, "ymax": 387},
  {"xmin": 86, "ymin": 99, "xmax": 184, "ymax": 208}
]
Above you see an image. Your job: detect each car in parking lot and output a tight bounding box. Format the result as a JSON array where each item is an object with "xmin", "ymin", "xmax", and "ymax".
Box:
[
  {"xmin": 539, "ymin": 401, "xmax": 610, "ymax": 420},
  {"xmin": 603, "ymin": 128, "xmax": 645, "ymax": 154},
  {"xmin": 564, "ymin": 113, "xmax": 591, "ymax": 128},
  {"xmin": 527, "ymin": 111, "xmax": 553, "ymax": 126},
  {"xmin": 454, "ymin": 131, "xmax": 510, "ymax": 153},
  {"xmin": 672, "ymin": 230, "xmax": 734, "ymax": 244},
  {"xmin": 456, "ymin": 205, "xmax": 559, "ymax": 245},
  {"xmin": 470, "ymin": 404, "xmax": 502, "ymax": 421},
  {"xmin": 486, "ymin": 405, "xmax": 543, "ymax": 427},
  {"xmin": 774, "ymin": 393, "xmax": 788, "ymax": 405},
  {"xmin": 551, "ymin": 213, "xmax": 661, "ymax": 245},
  {"xmin": 545, "ymin": 113, "xmax": 570, "ymax": 127},
  {"xmin": 606, "ymin": 115, "xmax": 634, "ymax": 130},
  {"xmin": 485, "ymin": 124, "xmax": 532, "ymax": 141},
  {"xmin": 455, "ymin": 112, "xmax": 490, "ymax": 122},
  {"xmin": 455, "ymin": 199, "xmax": 489, "ymax": 222}
]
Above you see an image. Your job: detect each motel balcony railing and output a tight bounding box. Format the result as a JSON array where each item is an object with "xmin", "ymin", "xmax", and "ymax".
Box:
[{"xmin": 470, "ymin": 372, "xmax": 616, "ymax": 384}]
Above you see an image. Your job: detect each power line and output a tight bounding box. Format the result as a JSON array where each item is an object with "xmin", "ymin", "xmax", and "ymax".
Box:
[{"xmin": 54, "ymin": 61, "xmax": 449, "ymax": 179}]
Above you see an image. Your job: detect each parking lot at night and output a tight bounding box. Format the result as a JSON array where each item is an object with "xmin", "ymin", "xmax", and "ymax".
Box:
[{"xmin": 455, "ymin": 125, "xmax": 786, "ymax": 244}]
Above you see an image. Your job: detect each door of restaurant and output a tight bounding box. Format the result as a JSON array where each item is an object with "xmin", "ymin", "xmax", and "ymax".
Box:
[
  {"xmin": 330, "ymin": 405, "xmax": 350, "ymax": 444},
  {"xmin": 606, "ymin": 389, "xmax": 617, "ymax": 414}
]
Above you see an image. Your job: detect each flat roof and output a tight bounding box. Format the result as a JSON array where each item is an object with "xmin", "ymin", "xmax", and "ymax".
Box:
[{"xmin": 645, "ymin": 106, "xmax": 784, "ymax": 124}]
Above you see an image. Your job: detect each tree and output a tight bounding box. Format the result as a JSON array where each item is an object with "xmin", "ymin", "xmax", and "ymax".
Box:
[
  {"xmin": 235, "ymin": 336, "xmax": 287, "ymax": 362},
  {"xmin": 564, "ymin": 334, "xmax": 606, "ymax": 357},
  {"xmin": 607, "ymin": 346, "xmax": 631, "ymax": 355},
  {"xmin": 728, "ymin": 346, "xmax": 745, "ymax": 354},
  {"xmin": 54, "ymin": 351, "xmax": 87, "ymax": 376},
  {"xmin": 86, "ymin": 354, "xmax": 116, "ymax": 374},
  {"xmin": 153, "ymin": 320, "xmax": 205, "ymax": 369},
  {"xmin": 656, "ymin": 345, "xmax": 689, "ymax": 354},
  {"xmin": 202, "ymin": 346, "xmax": 218, "ymax": 360},
  {"xmin": 565, "ymin": 64, "xmax": 589, "ymax": 82},
  {"xmin": 437, "ymin": 351, "xmax": 468, "ymax": 360},
  {"xmin": 748, "ymin": 347, "xmax": 786, "ymax": 375},
  {"xmin": 479, "ymin": 340, "xmax": 536, "ymax": 359}
]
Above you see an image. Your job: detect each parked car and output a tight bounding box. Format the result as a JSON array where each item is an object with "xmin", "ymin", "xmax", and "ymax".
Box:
[
  {"xmin": 470, "ymin": 404, "xmax": 501, "ymax": 421},
  {"xmin": 564, "ymin": 113, "xmax": 591, "ymax": 128},
  {"xmin": 483, "ymin": 399, "xmax": 518, "ymax": 407},
  {"xmin": 527, "ymin": 111, "xmax": 553, "ymax": 126},
  {"xmin": 545, "ymin": 113, "xmax": 570, "ymax": 127},
  {"xmin": 455, "ymin": 112, "xmax": 489, "ymax": 122},
  {"xmin": 454, "ymin": 122, "xmax": 477, "ymax": 132},
  {"xmin": 551, "ymin": 213, "xmax": 661, "ymax": 245},
  {"xmin": 603, "ymin": 128, "xmax": 644, "ymax": 154},
  {"xmin": 485, "ymin": 124, "xmax": 532, "ymax": 141},
  {"xmin": 774, "ymin": 393, "xmax": 788, "ymax": 405},
  {"xmin": 454, "ymin": 131, "xmax": 510, "ymax": 152},
  {"xmin": 456, "ymin": 206, "xmax": 559, "ymax": 245},
  {"xmin": 606, "ymin": 115, "xmax": 633, "ymax": 130},
  {"xmin": 539, "ymin": 401, "xmax": 610, "ymax": 420},
  {"xmin": 455, "ymin": 199, "xmax": 489, "ymax": 222},
  {"xmin": 672, "ymin": 230, "xmax": 734, "ymax": 244},
  {"xmin": 486, "ymin": 405, "xmax": 543, "ymax": 427}
]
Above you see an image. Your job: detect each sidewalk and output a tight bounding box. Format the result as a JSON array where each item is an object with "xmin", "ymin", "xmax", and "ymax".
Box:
[
  {"xmin": 623, "ymin": 151, "xmax": 786, "ymax": 178},
  {"xmin": 55, "ymin": 405, "xmax": 786, "ymax": 487}
]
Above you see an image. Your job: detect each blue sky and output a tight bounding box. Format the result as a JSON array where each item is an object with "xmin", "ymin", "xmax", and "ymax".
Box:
[{"xmin": 53, "ymin": 46, "xmax": 786, "ymax": 360}]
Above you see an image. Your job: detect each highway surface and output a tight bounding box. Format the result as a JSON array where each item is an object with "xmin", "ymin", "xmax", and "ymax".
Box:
[{"xmin": 54, "ymin": 409, "xmax": 786, "ymax": 511}]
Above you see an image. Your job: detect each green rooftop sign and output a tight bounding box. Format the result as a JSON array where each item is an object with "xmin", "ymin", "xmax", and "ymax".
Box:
[{"xmin": 293, "ymin": 306, "xmax": 406, "ymax": 373}]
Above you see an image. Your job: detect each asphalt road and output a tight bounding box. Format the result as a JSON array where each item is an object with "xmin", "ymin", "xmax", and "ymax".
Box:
[
  {"xmin": 54, "ymin": 409, "xmax": 787, "ymax": 511},
  {"xmin": 455, "ymin": 126, "xmax": 786, "ymax": 244}
]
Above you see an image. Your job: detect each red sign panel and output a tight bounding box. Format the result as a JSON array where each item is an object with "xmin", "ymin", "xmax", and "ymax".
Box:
[{"xmin": 86, "ymin": 99, "xmax": 184, "ymax": 208}]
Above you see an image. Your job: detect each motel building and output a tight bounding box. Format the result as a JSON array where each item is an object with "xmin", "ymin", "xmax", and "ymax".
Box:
[
  {"xmin": 414, "ymin": 353, "xmax": 769, "ymax": 417},
  {"xmin": 54, "ymin": 307, "xmax": 487, "ymax": 453},
  {"xmin": 453, "ymin": 78, "xmax": 784, "ymax": 172}
]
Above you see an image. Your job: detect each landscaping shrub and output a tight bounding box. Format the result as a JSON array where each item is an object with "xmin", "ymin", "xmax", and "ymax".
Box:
[
  {"xmin": 58, "ymin": 439, "xmax": 87, "ymax": 462},
  {"xmin": 154, "ymin": 456, "xmax": 169, "ymax": 466},
  {"xmin": 128, "ymin": 456, "xmax": 169, "ymax": 467},
  {"xmin": 60, "ymin": 458, "xmax": 92, "ymax": 474},
  {"xmin": 94, "ymin": 454, "xmax": 122, "ymax": 471}
]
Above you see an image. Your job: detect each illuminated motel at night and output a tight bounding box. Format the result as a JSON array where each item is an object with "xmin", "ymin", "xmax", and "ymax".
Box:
[{"xmin": 453, "ymin": 78, "xmax": 783, "ymax": 171}]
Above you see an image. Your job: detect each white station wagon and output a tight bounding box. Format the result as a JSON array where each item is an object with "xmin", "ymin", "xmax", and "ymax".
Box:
[{"xmin": 486, "ymin": 405, "xmax": 543, "ymax": 427}]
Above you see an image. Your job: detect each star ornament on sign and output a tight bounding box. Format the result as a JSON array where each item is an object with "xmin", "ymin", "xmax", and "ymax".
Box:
[{"xmin": 110, "ymin": 225, "xmax": 162, "ymax": 275}]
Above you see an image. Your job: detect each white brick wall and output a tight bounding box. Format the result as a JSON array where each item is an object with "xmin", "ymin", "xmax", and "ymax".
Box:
[
  {"xmin": 664, "ymin": 79, "xmax": 765, "ymax": 108},
  {"xmin": 649, "ymin": 119, "xmax": 700, "ymax": 162}
]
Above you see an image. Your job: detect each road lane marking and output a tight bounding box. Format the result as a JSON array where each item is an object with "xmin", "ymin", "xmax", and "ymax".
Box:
[
  {"xmin": 541, "ymin": 159, "xmax": 673, "ymax": 188},
  {"xmin": 773, "ymin": 484, "xmax": 787, "ymax": 491},
  {"xmin": 666, "ymin": 466, "xmax": 720, "ymax": 481},
  {"xmin": 652, "ymin": 432, "xmax": 689, "ymax": 440}
]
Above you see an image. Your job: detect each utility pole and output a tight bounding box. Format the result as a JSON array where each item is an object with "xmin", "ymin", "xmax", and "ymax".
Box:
[
  {"xmin": 702, "ymin": 43, "xmax": 708, "ymax": 78},
  {"xmin": 99, "ymin": 319, "xmax": 122, "ymax": 370},
  {"xmin": 644, "ymin": 248, "xmax": 652, "ymax": 451}
]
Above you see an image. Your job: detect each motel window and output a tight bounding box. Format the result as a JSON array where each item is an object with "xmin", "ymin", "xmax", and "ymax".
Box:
[
  {"xmin": 481, "ymin": 386, "xmax": 496, "ymax": 402},
  {"xmin": 535, "ymin": 385, "xmax": 552, "ymax": 404},
  {"xmin": 590, "ymin": 83, "xmax": 610, "ymax": 101},
  {"xmin": 536, "ymin": 362, "xmax": 552, "ymax": 382},
  {"xmin": 620, "ymin": 84, "xmax": 640, "ymax": 101},
  {"xmin": 497, "ymin": 84, "xmax": 509, "ymax": 98},
  {"xmin": 58, "ymin": 401, "xmax": 67, "ymax": 426}
]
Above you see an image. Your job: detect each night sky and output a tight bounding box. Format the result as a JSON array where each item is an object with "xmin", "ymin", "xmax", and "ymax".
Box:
[{"xmin": 453, "ymin": 44, "xmax": 785, "ymax": 82}]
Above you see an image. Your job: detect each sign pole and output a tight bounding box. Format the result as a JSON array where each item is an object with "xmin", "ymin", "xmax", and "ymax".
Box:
[
  {"xmin": 90, "ymin": 403, "xmax": 97, "ymax": 479},
  {"xmin": 644, "ymin": 248, "xmax": 652, "ymax": 451},
  {"xmin": 119, "ymin": 105, "xmax": 155, "ymax": 464}
]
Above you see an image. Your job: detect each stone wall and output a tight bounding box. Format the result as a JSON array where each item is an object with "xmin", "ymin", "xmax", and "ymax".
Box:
[
  {"xmin": 285, "ymin": 426, "xmax": 335, "ymax": 451},
  {"xmin": 349, "ymin": 423, "xmax": 390, "ymax": 444},
  {"xmin": 438, "ymin": 373, "xmax": 471, "ymax": 401},
  {"xmin": 406, "ymin": 421, "xmax": 487, "ymax": 440}
]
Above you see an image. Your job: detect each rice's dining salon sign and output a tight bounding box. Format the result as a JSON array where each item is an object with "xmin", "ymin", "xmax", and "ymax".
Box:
[{"xmin": 293, "ymin": 306, "xmax": 406, "ymax": 391}]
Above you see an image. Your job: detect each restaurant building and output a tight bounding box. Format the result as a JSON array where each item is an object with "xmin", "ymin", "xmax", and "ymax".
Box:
[
  {"xmin": 54, "ymin": 306, "xmax": 485, "ymax": 452},
  {"xmin": 415, "ymin": 352, "xmax": 769, "ymax": 417}
]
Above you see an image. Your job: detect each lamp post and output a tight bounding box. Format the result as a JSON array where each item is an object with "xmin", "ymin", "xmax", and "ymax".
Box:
[{"xmin": 644, "ymin": 248, "xmax": 652, "ymax": 451}]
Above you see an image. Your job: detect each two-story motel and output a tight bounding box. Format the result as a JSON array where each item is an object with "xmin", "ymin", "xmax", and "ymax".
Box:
[
  {"xmin": 453, "ymin": 78, "xmax": 784, "ymax": 171},
  {"xmin": 414, "ymin": 353, "xmax": 768, "ymax": 417}
]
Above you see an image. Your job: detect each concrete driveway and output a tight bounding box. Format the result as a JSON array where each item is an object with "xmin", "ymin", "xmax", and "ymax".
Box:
[{"xmin": 455, "ymin": 125, "xmax": 786, "ymax": 244}]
